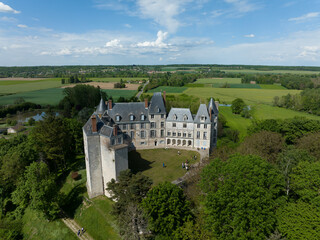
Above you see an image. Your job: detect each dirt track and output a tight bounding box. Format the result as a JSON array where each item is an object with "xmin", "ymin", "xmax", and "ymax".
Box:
[{"xmin": 61, "ymin": 82, "xmax": 140, "ymax": 90}]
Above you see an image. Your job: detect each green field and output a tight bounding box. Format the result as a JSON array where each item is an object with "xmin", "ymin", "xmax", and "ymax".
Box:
[
  {"xmin": 91, "ymin": 77, "xmax": 147, "ymax": 82},
  {"xmin": 211, "ymin": 83, "xmax": 261, "ymax": 89},
  {"xmin": 0, "ymin": 88, "xmax": 137, "ymax": 105},
  {"xmin": 148, "ymin": 86, "xmax": 188, "ymax": 93},
  {"xmin": 129, "ymin": 148, "xmax": 200, "ymax": 185},
  {"xmin": 196, "ymin": 78, "xmax": 242, "ymax": 84},
  {"xmin": 0, "ymin": 79, "xmax": 62, "ymax": 95},
  {"xmin": 221, "ymin": 69, "xmax": 320, "ymax": 74},
  {"xmin": 260, "ymin": 84, "xmax": 287, "ymax": 89},
  {"xmin": 184, "ymin": 87, "xmax": 300, "ymax": 105}
]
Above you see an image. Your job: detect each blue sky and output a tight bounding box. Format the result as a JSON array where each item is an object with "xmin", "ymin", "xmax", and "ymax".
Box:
[{"xmin": 0, "ymin": 0, "xmax": 320, "ymax": 66}]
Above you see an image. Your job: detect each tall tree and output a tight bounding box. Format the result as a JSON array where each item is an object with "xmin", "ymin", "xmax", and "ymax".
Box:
[{"xmin": 201, "ymin": 154, "xmax": 284, "ymax": 240}]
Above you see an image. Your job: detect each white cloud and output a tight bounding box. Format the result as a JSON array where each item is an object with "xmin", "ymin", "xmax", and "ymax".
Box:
[
  {"xmin": 136, "ymin": 30, "xmax": 169, "ymax": 48},
  {"xmin": 289, "ymin": 12, "xmax": 320, "ymax": 22},
  {"xmin": 0, "ymin": 16, "xmax": 17, "ymax": 22},
  {"xmin": 17, "ymin": 24, "xmax": 28, "ymax": 28},
  {"xmin": 224, "ymin": 0, "xmax": 260, "ymax": 13},
  {"xmin": 0, "ymin": 2, "xmax": 20, "ymax": 14},
  {"xmin": 136, "ymin": 0, "xmax": 191, "ymax": 33},
  {"xmin": 105, "ymin": 39, "xmax": 123, "ymax": 48},
  {"xmin": 159, "ymin": 57, "xmax": 163, "ymax": 61},
  {"xmin": 124, "ymin": 23, "xmax": 132, "ymax": 28},
  {"xmin": 244, "ymin": 34, "xmax": 255, "ymax": 38}
]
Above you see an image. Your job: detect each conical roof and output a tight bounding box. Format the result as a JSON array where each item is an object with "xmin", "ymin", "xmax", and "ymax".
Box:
[
  {"xmin": 96, "ymin": 98, "xmax": 107, "ymax": 114},
  {"xmin": 208, "ymin": 98, "xmax": 219, "ymax": 114}
]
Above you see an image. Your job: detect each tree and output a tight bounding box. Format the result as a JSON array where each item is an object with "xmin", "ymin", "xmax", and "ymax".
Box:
[
  {"xmin": 277, "ymin": 201, "xmax": 320, "ymax": 240},
  {"xmin": 296, "ymin": 132, "xmax": 320, "ymax": 159},
  {"xmin": 12, "ymin": 162, "xmax": 60, "ymax": 219},
  {"xmin": 141, "ymin": 182, "xmax": 193, "ymax": 238},
  {"xmin": 106, "ymin": 170, "xmax": 153, "ymax": 239},
  {"xmin": 231, "ymin": 98, "xmax": 246, "ymax": 114},
  {"xmin": 238, "ymin": 131, "xmax": 285, "ymax": 164},
  {"xmin": 200, "ymin": 155, "xmax": 284, "ymax": 240}
]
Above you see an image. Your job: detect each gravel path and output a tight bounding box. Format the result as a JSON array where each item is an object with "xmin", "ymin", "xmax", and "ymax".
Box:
[{"xmin": 61, "ymin": 211, "xmax": 93, "ymax": 240}]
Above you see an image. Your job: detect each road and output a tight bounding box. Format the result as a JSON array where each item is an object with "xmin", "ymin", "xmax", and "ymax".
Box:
[{"xmin": 136, "ymin": 80, "xmax": 149, "ymax": 99}]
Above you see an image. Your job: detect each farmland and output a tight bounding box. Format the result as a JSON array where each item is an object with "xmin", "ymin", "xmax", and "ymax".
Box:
[
  {"xmin": 91, "ymin": 77, "xmax": 147, "ymax": 82},
  {"xmin": 220, "ymin": 69, "xmax": 320, "ymax": 74},
  {"xmin": 195, "ymin": 78, "xmax": 242, "ymax": 84},
  {"xmin": 147, "ymin": 86, "xmax": 188, "ymax": 93}
]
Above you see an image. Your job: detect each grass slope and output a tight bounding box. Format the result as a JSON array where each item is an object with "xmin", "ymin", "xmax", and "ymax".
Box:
[
  {"xmin": 22, "ymin": 208, "xmax": 77, "ymax": 240},
  {"xmin": 129, "ymin": 148, "xmax": 200, "ymax": 185},
  {"xmin": 0, "ymin": 79, "xmax": 62, "ymax": 94}
]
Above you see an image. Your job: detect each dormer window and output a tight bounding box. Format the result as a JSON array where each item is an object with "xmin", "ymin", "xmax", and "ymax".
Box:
[
  {"xmin": 157, "ymin": 107, "xmax": 160, "ymax": 113},
  {"xmin": 116, "ymin": 115, "xmax": 121, "ymax": 122},
  {"xmin": 141, "ymin": 114, "xmax": 145, "ymax": 121},
  {"xmin": 201, "ymin": 116, "xmax": 206, "ymax": 121},
  {"xmin": 183, "ymin": 114, "xmax": 188, "ymax": 121},
  {"xmin": 173, "ymin": 114, "xmax": 177, "ymax": 120},
  {"xmin": 130, "ymin": 114, "xmax": 135, "ymax": 121}
]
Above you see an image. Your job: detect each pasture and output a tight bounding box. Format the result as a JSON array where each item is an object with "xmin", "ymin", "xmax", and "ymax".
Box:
[
  {"xmin": 183, "ymin": 87, "xmax": 300, "ymax": 105},
  {"xmin": 196, "ymin": 78, "xmax": 242, "ymax": 84},
  {"xmin": 148, "ymin": 86, "xmax": 188, "ymax": 93}
]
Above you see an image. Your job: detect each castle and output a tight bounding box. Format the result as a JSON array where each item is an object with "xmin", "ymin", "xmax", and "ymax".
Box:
[{"xmin": 83, "ymin": 92, "xmax": 219, "ymax": 198}]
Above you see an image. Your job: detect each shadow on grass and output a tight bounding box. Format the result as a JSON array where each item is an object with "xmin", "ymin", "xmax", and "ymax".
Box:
[
  {"xmin": 128, "ymin": 150, "xmax": 153, "ymax": 174},
  {"xmin": 61, "ymin": 184, "xmax": 87, "ymax": 218}
]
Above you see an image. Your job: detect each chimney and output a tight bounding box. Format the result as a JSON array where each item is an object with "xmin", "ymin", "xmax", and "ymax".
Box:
[
  {"xmin": 144, "ymin": 98, "xmax": 148, "ymax": 109},
  {"xmin": 91, "ymin": 115, "xmax": 97, "ymax": 133},
  {"xmin": 209, "ymin": 107, "xmax": 212, "ymax": 120},
  {"xmin": 108, "ymin": 99, "xmax": 112, "ymax": 110},
  {"xmin": 163, "ymin": 91, "xmax": 166, "ymax": 105},
  {"xmin": 113, "ymin": 124, "xmax": 118, "ymax": 136},
  {"xmin": 215, "ymin": 101, "xmax": 219, "ymax": 110}
]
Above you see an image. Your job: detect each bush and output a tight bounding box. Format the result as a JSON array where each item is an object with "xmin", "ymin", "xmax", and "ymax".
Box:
[{"xmin": 71, "ymin": 172, "xmax": 79, "ymax": 180}]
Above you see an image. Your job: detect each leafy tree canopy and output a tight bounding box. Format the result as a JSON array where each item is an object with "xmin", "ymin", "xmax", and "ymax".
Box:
[
  {"xmin": 201, "ymin": 154, "xmax": 284, "ymax": 240},
  {"xmin": 231, "ymin": 98, "xmax": 246, "ymax": 114}
]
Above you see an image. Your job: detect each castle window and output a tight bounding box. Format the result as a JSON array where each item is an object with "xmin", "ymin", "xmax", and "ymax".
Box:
[
  {"xmin": 183, "ymin": 132, "xmax": 186, "ymax": 137},
  {"xmin": 188, "ymin": 133, "xmax": 192, "ymax": 138},
  {"xmin": 117, "ymin": 137, "xmax": 122, "ymax": 144},
  {"xmin": 183, "ymin": 123, "xmax": 187, "ymax": 128},
  {"xmin": 167, "ymin": 131, "xmax": 171, "ymax": 136},
  {"xmin": 111, "ymin": 138, "xmax": 115, "ymax": 145},
  {"xmin": 157, "ymin": 107, "xmax": 160, "ymax": 113},
  {"xmin": 197, "ymin": 131, "xmax": 200, "ymax": 139},
  {"xmin": 122, "ymin": 124, "xmax": 127, "ymax": 130},
  {"xmin": 130, "ymin": 115, "xmax": 135, "ymax": 121},
  {"xmin": 203, "ymin": 132, "xmax": 207, "ymax": 140},
  {"xmin": 161, "ymin": 130, "xmax": 164, "ymax": 137},
  {"xmin": 151, "ymin": 114, "xmax": 154, "ymax": 119},
  {"xmin": 197, "ymin": 124, "xmax": 200, "ymax": 128},
  {"xmin": 116, "ymin": 115, "xmax": 121, "ymax": 122},
  {"xmin": 141, "ymin": 131, "xmax": 145, "ymax": 139},
  {"xmin": 130, "ymin": 123, "xmax": 135, "ymax": 129},
  {"xmin": 141, "ymin": 114, "xmax": 145, "ymax": 121},
  {"xmin": 201, "ymin": 116, "xmax": 206, "ymax": 121},
  {"xmin": 173, "ymin": 114, "xmax": 177, "ymax": 120},
  {"xmin": 161, "ymin": 122, "xmax": 164, "ymax": 128},
  {"xmin": 173, "ymin": 132, "xmax": 176, "ymax": 137},
  {"xmin": 173, "ymin": 123, "xmax": 176, "ymax": 127},
  {"xmin": 151, "ymin": 122, "xmax": 156, "ymax": 128},
  {"xmin": 204, "ymin": 124, "xmax": 207, "ymax": 129},
  {"xmin": 150, "ymin": 130, "xmax": 156, "ymax": 138},
  {"xmin": 161, "ymin": 114, "xmax": 165, "ymax": 118},
  {"xmin": 183, "ymin": 115, "xmax": 188, "ymax": 121},
  {"xmin": 178, "ymin": 132, "xmax": 181, "ymax": 137},
  {"xmin": 141, "ymin": 123, "xmax": 145, "ymax": 129},
  {"xmin": 130, "ymin": 131, "xmax": 134, "ymax": 139}
]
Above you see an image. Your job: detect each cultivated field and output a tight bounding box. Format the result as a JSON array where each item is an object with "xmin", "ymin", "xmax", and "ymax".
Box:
[
  {"xmin": 91, "ymin": 77, "xmax": 147, "ymax": 82},
  {"xmin": 62, "ymin": 82, "xmax": 140, "ymax": 90},
  {"xmin": 196, "ymin": 78, "xmax": 242, "ymax": 84},
  {"xmin": 0, "ymin": 77, "xmax": 56, "ymax": 81},
  {"xmin": 148, "ymin": 86, "xmax": 188, "ymax": 93}
]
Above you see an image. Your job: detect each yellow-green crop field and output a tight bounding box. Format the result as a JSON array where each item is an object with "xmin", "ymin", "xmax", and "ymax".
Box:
[{"xmin": 195, "ymin": 78, "xmax": 242, "ymax": 84}]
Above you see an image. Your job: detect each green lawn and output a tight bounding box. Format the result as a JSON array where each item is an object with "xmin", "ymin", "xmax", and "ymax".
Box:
[
  {"xmin": 129, "ymin": 148, "xmax": 200, "ymax": 185},
  {"xmin": 196, "ymin": 78, "xmax": 242, "ymax": 84},
  {"xmin": 91, "ymin": 77, "xmax": 147, "ymax": 82},
  {"xmin": 22, "ymin": 208, "xmax": 77, "ymax": 240},
  {"xmin": 148, "ymin": 86, "xmax": 188, "ymax": 93},
  {"xmin": 0, "ymin": 79, "xmax": 62, "ymax": 95},
  {"xmin": 184, "ymin": 87, "xmax": 300, "ymax": 105},
  {"xmin": 211, "ymin": 83, "xmax": 261, "ymax": 89}
]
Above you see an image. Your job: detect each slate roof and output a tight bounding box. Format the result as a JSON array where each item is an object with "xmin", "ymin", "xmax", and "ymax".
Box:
[
  {"xmin": 167, "ymin": 108, "xmax": 194, "ymax": 122},
  {"xmin": 107, "ymin": 102, "xmax": 149, "ymax": 123},
  {"xmin": 208, "ymin": 98, "xmax": 219, "ymax": 115},
  {"xmin": 96, "ymin": 98, "xmax": 107, "ymax": 114},
  {"xmin": 149, "ymin": 92, "xmax": 166, "ymax": 114},
  {"xmin": 83, "ymin": 114, "xmax": 105, "ymax": 135},
  {"xmin": 194, "ymin": 104, "xmax": 211, "ymax": 124}
]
